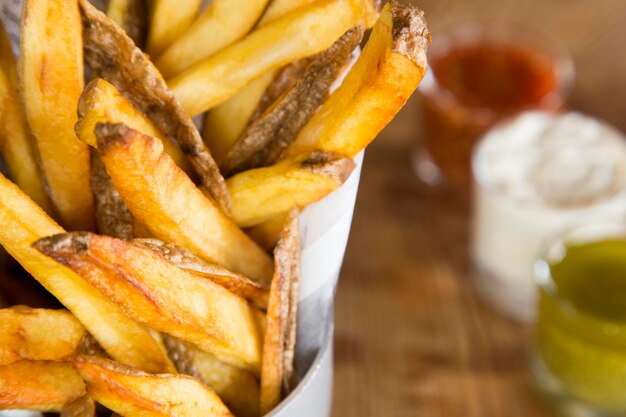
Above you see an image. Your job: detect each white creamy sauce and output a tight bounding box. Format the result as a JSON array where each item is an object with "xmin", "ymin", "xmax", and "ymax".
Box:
[{"xmin": 472, "ymin": 112, "xmax": 626, "ymax": 321}]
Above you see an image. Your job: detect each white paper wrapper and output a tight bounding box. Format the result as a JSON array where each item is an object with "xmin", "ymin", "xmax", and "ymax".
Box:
[{"xmin": 0, "ymin": 2, "xmax": 363, "ymax": 415}]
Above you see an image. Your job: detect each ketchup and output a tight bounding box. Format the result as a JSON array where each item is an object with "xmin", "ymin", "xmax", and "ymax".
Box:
[
  {"xmin": 418, "ymin": 38, "xmax": 568, "ymax": 187},
  {"xmin": 432, "ymin": 42, "xmax": 558, "ymax": 110}
]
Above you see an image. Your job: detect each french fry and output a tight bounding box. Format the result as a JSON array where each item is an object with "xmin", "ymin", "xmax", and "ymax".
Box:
[
  {"xmin": 35, "ymin": 232, "xmax": 264, "ymax": 371},
  {"xmin": 168, "ymin": 0, "xmax": 368, "ymax": 116},
  {"xmin": 107, "ymin": 0, "xmax": 148, "ymax": 47},
  {"xmin": 287, "ymin": 1, "xmax": 430, "ymax": 158},
  {"xmin": 0, "ymin": 23, "xmax": 53, "ymax": 214},
  {"xmin": 156, "ymin": 0, "xmax": 270, "ymax": 78},
  {"xmin": 0, "ymin": 361, "xmax": 86, "ymax": 412},
  {"xmin": 91, "ymin": 153, "xmax": 134, "ymax": 240},
  {"xmin": 161, "ymin": 334, "xmax": 203, "ymax": 379},
  {"xmin": 75, "ymin": 356, "xmax": 234, "ymax": 417},
  {"xmin": 92, "ymin": 122, "xmax": 273, "ymax": 283},
  {"xmin": 260, "ymin": 209, "xmax": 300, "ymax": 414},
  {"xmin": 19, "ymin": 0, "xmax": 94, "ymax": 230},
  {"xmin": 0, "ymin": 172, "xmax": 174, "ymax": 373},
  {"xmin": 147, "ymin": 0, "xmax": 202, "ymax": 57},
  {"xmin": 133, "ymin": 238, "xmax": 269, "ymax": 308},
  {"xmin": 257, "ymin": 0, "xmax": 318, "ymax": 26},
  {"xmin": 247, "ymin": 59, "xmax": 314, "ymax": 128},
  {"xmin": 61, "ymin": 395, "xmax": 95, "ymax": 417},
  {"xmin": 161, "ymin": 335, "xmax": 260, "ymax": 417},
  {"xmin": 193, "ymin": 347, "xmax": 261, "ymax": 417},
  {"xmin": 221, "ymin": 26, "xmax": 364, "ymax": 176},
  {"xmin": 227, "ymin": 151, "xmax": 355, "ymax": 227},
  {"xmin": 76, "ymin": 78, "xmax": 194, "ymax": 177},
  {"xmin": 245, "ymin": 213, "xmax": 289, "ymax": 251},
  {"xmin": 201, "ymin": 0, "xmax": 320, "ymax": 165},
  {"xmin": 79, "ymin": 0, "xmax": 230, "ymax": 213},
  {"xmin": 0, "ymin": 306, "xmax": 86, "ymax": 365},
  {"xmin": 202, "ymin": 72, "xmax": 277, "ymax": 165}
]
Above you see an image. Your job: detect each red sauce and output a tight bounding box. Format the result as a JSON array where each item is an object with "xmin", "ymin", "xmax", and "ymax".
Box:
[
  {"xmin": 419, "ymin": 40, "xmax": 566, "ymax": 187},
  {"xmin": 431, "ymin": 42, "xmax": 558, "ymax": 110}
]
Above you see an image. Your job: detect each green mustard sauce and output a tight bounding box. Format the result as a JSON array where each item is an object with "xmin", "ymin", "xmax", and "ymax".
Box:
[{"xmin": 537, "ymin": 239, "xmax": 626, "ymax": 411}]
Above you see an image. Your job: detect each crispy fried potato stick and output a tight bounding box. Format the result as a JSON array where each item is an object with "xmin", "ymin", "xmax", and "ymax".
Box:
[
  {"xmin": 19, "ymin": 0, "xmax": 94, "ymax": 230},
  {"xmin": 245, "ymin": 213, "xmax": 289, "ymax": 251},
  {"xmin": 227, "ymin": 152, "xmax": 355, "ymax": 227},
  {"xmin": 36, "ymin": 232, "xmax": 264, "ymax": 371},
  {"xmin": 0, "ymin": 173, "xmax": 173, "ymax": 373},
  {"xmin": 201, "ymin": 0, "xmax": 318, "ymax": 165},
  {"xmin": 169, "ymin": 0, "xmax": 367, "ymax": 116},
  {"xmin": 193, "ymin": 347, "xmax": 261, "ymax": 417},
  {"xmin": 77, "ymin": 78, "xmax": 194, "ymax": 176},
  {"xmin": 0, "ymin": 306, "xmax": 86, "ymax": 365},
  {"xmin": 61, "ymin": 395, "xmax": 95, "ymax": 417},
  {"xmin": 0, "ymin": 24, "xmax": 52, "ymax": 214},
  {"xmin": 92, "ymin": 122, "xmax": 273, "ymax": 283},
  {"xmin": 260, "ymin": 209, "xmax": 300, "ymax": 414},
  {"xmin": 221, "ymin": 27, "xmax": 363, "ymax": 176},
  {"xmin": 133, "ymin": 238, "xmax": 269, "ymax": 308},
  {"xmin": 156, "ymin": 0, "xmax": 270, "ymax": 78},
  {"xmin": 202, "ymin": 72, "xmax": 276, "ymax": 165},
  {"xmin": 287, "ymin": 1, "xmax": 430, "ymax": 158},
  {"xmin": 75, "ymin": 355, "xmax": 234, "ymax": 417},
  {"xmin": 0, "ymin": 361, "xmax": 86, "ymax": 412},
  {"xmin": 79, "ymin": 0, "xmax": 230, "ymax": 213},
  {"xmin": 91, "ymin": 153, "xmax": 134, "ymax": 240},
  {"xmin": 257, "ymin": 0, "xmax": 317, "ymax": 26},
  {"xmin": 107, "ymin": 0, "xmax": 148, "ymax": 47},
  {"xmin": 161, "ymin": 335, "xmax": 260, "ymax": 417},
  {"xmin": 147, "ymin": 0, "xmax": 202, "ymax": 57}
]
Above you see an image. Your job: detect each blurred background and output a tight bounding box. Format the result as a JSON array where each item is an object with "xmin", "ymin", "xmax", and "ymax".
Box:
[{"xmin": 333, "ymin": 0, "xmax": 626, "ymax": 416}]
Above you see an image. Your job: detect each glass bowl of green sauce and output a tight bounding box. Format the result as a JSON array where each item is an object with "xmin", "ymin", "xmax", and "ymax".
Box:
[{"xmin": 533, "ymin": 224, "xmax": 626, "ymax": 416}]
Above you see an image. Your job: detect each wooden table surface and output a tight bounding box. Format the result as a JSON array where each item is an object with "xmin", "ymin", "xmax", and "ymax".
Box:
[{"xmin": 332, "ymin": 1, "xmax": 626, "ymax": 416}]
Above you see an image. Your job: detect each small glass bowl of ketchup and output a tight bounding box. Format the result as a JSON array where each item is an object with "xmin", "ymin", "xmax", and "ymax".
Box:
[{"xmin": 414, "ymin": 22, "xmax": 575, "ymax": 188}]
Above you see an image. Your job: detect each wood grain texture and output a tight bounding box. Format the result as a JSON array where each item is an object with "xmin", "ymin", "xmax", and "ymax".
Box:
[{"xmin": 332, "ymin": 0, "xmax": 626, "ymax": 415}]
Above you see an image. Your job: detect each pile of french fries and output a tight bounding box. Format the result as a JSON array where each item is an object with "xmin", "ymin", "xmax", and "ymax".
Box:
[{"xmin": 0, "ymin": 0, "xmax": 429, "ymax": 415}]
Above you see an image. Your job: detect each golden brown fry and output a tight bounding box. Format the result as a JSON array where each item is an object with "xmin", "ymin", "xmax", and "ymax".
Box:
[
  {"xmin": 75, "ymin": 356, "xmax": 234, "ymax": 417},
  {"xmin": 19, "ymin": 0, "xmax": 94, "ymax": 231},
  {"xmin": 258, "ymin": 0, "xmax": 318, "ymax": 25},
  {"xmin": 0, "ymin": 23, "xmax": 52, "ymax": 214},
  {"xmin": 246, "ymin": 59, "xmax": 312, "ymax": 127},
  {"xmin": 168, "ymin": 0, "xmax": 367, "ymax": 116},
  {"xmin": 76, "ymin": 78, "xmax": 194, "ymax": 177},
  {"xmin": 245, "ymin": 213, "xmax": 289, "ymax": 251},
  {"xmin": 0, "ymin": 172, "xmax": 173, "ymax": 373},
  {"xmin": 0, "ymin": 361, "xmax": 86, "ymax": 412},
  {"xmin": 60, "ymin": 395, "xmax": 95, "ymax": 417},
  {"xmin": 201, "ymin": 0, "xmax": 319, "ymax": 165},
  {"xmin": 287, "ymin": 1, "xmax": 430, "ymax": 158},
  {"xmin": 161, "ymin": 334, "xmax": 203, "ymax": 379},
  {"xmin": 260, "ymin": 209, "xmax": 300, "ymax": 414},
  {"xmin": 0, "ymin": 306, "xmax": 86, "ymax": 365},
  {"xmin": 92, "ymin": 122, "xmax": 273, "ymax": 283},
  {"xmin": 133, "ymin": 238, "xmax": 269, "ymax": 308},
  {"xmin": 107, "ymin": 0, "xmax": 148, "ymax": 47},
  {"xmin": 161, "ymin": 335, "xmax": 260, "ymax": 417},
  {"xmin": 221, "ymin": 27, "xmax": 363, "ymax": 176},
  {"xmin": 91, "ymin": 153, "xmax": 134, "ymax": 240},
  {"xmin": 35, "ymin": 232, "xmax": 264, "ymax": 371},
  {"xmin": 156, "ymin": 0, "xmax": 270, "ymax": 78},
  {"xmin": 79, "ymin": 0, "xmax": 230, "ymax": 213},
  {"xmin": 202, "ymin": 72, "xmax": 276, "ymax": 165},
  {"xmin": 227, "ymin": 151, "xmax": 355, "ymax": 227},
  {"xmin": 193, "ymin": 347, "xmax": 261, "ymax": 417},
  {"xmin": 147, "ymin": 0, "xmax": 202, "ymax": 57}
]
